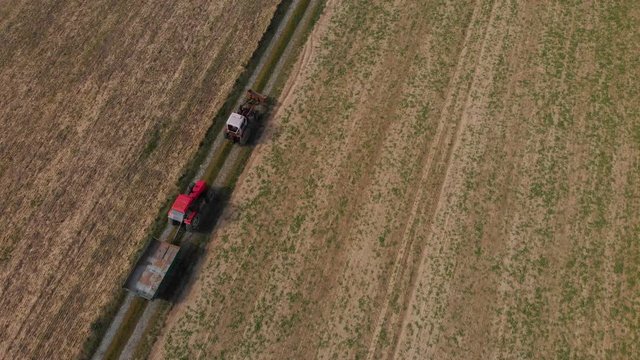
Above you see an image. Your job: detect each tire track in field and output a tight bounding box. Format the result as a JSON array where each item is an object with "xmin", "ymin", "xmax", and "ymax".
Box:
[
  {"xmin": 235, "ymin": 0, "xmax": 427, "ymax": 355},
  {"xmin": 187, "ymin": 1, "xmax": 337, "ymax": 357},
  {"xmin": 489, "ymin": 3, "xmax": 579, "ymax": 357},
  {"xmin": 390, "ymin": 0, "xmax": 514, "ymax": 357},
  {"xmin": 272, "ymin": 21, "xmax": 315, "ymax": 120},
  {"xmin": 363, "ymin": 0, "xmax": 506, "ymax": 358}
]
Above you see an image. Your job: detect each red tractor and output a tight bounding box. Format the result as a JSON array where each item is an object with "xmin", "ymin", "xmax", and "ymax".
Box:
[
  {"xmin": 224, "ymin": 89, "xmax": 267, "ymax": 144},
  {"xmin": 167, "ymin": 180, "xmax": 213, "ymax": 231}
]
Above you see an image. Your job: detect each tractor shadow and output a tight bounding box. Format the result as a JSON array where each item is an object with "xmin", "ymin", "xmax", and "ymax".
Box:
[
  {"xmin": 198, "ymin": 185, "xmax": 232, "ymax": 234},
  {"xmin": 247, "ymin": 97, "xmax": 278, "ymax": 146},
  {"xmin": 157, "ymin": 185, "xmax": 235, "ymax": 302}
]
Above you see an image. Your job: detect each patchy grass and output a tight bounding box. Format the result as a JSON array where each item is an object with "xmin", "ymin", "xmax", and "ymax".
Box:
[
  {"xmin": 155, "ymin": 0, "xmax": 640, "ymax": 359},
  {"xmin": 102, "ymin": 298, "xmax": 147, "ymax": 360}
]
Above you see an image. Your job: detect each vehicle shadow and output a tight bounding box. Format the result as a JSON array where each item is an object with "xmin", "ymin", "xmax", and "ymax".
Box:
[
  {"xmin": 157, "ymin": 185, "xmax": 234, "ymax": 302},
  {"xmin": 248, "ymin": 96, "xmax": 278, "ymax": 146}
]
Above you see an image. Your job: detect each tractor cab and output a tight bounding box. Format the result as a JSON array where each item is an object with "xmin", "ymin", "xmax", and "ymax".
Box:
[
  {"xmin": 225, "ymin": 113, "xmax": 248, "ymax": 140},
  {"xmin": 168, "ymin": 180, "xmax": 210, "ymax": 231},
  {"xmin": 168, "ymin": 194, "xmax": 190, "ymax": 223}
]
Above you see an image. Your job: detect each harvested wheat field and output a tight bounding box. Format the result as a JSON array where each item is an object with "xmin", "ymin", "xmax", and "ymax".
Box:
[
  {"xmin": 152, "ymin": 0, "xmax": 639, "ymax": 359},
  {"xmin": 0, "ymin": 1, "xmax": 279, "ymax": 358}
]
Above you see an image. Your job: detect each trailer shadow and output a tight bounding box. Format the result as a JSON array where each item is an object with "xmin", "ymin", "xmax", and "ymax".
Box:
[{"xmin": 156, "ymin": 185, "xmax": 235, "ymax": 302}]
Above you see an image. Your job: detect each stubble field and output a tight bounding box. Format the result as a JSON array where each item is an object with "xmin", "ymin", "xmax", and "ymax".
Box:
[
  {"xmin": 152, "ymin": 0, "xmax": 639, "ymax": 359},
  {"xmin": 0, "ymin": 1, "xmax": 279, "ymax": 358}
]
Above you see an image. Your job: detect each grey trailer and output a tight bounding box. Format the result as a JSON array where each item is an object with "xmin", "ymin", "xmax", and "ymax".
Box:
[{"xmin": 124, "ymin": 240, "xmax": 180, "ymax": 300}]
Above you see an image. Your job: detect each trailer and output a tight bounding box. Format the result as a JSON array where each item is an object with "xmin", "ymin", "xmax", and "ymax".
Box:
[{"xmin": 124, "ymin": 239, "xmax": 180, "ymax": 300}]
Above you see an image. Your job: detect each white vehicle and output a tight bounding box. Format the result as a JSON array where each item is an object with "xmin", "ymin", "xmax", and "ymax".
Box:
[{"xmin": 224, "ymin": 89, "xmax": 266, "ymax": 145}]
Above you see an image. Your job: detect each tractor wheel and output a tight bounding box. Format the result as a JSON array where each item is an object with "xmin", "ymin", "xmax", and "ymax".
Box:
[
  {"xmin": 205, "ymin": 188, "xmax": 215, "ymax": 203},
  {"xmin": 188, "ymin": 215, "xmax": 201, "ymax": 232}
]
